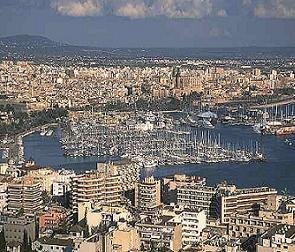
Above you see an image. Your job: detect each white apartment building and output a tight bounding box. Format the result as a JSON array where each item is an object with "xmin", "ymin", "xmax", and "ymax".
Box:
[
  {"xmin": 52, "ymin": 169, "xmax": 75, "ymax": 197},
  {"xmin": 180, "ymin": 209, "xmax": 207, "ymax": 247}
]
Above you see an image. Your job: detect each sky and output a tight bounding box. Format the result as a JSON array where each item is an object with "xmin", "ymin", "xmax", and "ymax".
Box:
[{"xmin": 1, "ymin": 0, "xmax": 295, "ymax": 48}]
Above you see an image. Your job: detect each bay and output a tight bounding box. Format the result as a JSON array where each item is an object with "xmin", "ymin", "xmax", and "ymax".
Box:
[{"xmin": 23, "ymin": 125, "xmax": 295, "ymax": 194}]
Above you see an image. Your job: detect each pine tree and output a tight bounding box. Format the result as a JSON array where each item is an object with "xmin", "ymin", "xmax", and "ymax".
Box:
[
  {"xmin": 27, "ymin": 237, "xmax": 32, "ymax": 252},
  {"xmin": 149, "ymin": 240, "xmax": 157, "ymax": 252},
  {"xmin": 0, "ymin": 231, "xmax": 6, "ymax": 252},
  {"xmin": 140, "ymin": 243, "xmax": 145, "ymax": 251},
  {"xmin": 21, "ymin": 230, "xmax": 32, "ymax": 252}
]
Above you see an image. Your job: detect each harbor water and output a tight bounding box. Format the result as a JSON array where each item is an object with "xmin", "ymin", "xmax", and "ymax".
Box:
[{"xmin": 22, "ymin": 125, "xmax": 295, "ymax": 194}]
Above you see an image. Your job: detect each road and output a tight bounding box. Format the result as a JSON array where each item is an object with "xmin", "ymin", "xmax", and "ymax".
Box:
[{"xmin": 250, "ymin": 98, "xmax": 295, "ymax": 109}]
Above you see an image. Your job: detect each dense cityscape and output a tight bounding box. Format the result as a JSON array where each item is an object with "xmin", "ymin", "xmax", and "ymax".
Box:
[
  {"xmin": 1, "ymin": 1, "xmax": 295, "ymax": 251},
  {"xmin": 0, "ymin": 41, "xmax": 294, "ymax": 252}
]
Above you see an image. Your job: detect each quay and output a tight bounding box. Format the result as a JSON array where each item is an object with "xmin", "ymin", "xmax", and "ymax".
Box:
[{"xmin": 0, "ymin": 123, "xmax": 59, "ymax": 163}]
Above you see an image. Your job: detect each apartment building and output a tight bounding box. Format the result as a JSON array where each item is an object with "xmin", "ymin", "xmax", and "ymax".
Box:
[
  {"xmin": 25, "ymin": 167, "xmax": 56, "ymax": 192},
  {"xmin": 70, "ymin": 164, "xmax": 123, "ymax": 213},
  {"xmin": 6, "ymin": 177, "xmax": 43, "ymax": 216},
  {"xmin": 0, "ymin": 183, "xmax": 7, "ymax": 213},
  {"xmin": 135, "ymin": 215, "xmax": 182, "ymax": 251},
  {"xmin": 227, "ymin": 214, "xmax": 280, "ymax": 238},
  {"xmin": 259, "ymin": 209, "xmax": 294, "ymax": 225},
  {"xmin": 78, "ymin": 202, "xmax": 133, "ymax": 234},
  {"xmin": 163, "ymin": 174, "xmax": 206, "ymax": 203},
  {"xmin": 257, "ymin": 224, "xmax": 295, "ymax": 252},
  {"xmin": 52, "ymin": 169, "xmax": 75, "ymax": 197},
  {"xmin": 161, "ymin": 205, "xmax": 207, "ymax": 247},
  {"xmin": 110, "ymin": 222, "xmax": 141, "ymax": 252},
  {"xmin": 135, "ymin": 176, "xmax": 161, "ymax": 211},
  {"xmin": 163, "ymin": 174, "xmax": 206, "ymax": 191},
  {"xmin": 217, "ymin": 183, "xmax": 277, "ymax": 223},
  {"xmin": 177, "ymin": 184, "xmax": 216, "ymax": 216},
  {"xmin": 39, "ymin": 207, "xmax": 70, "ymax": 233},
  {"xmin": 96, "ymin": 159, "xmax": 140, "ymax": 191},
  {"xmin": 32, "ymin": 237, "xmax": 73, "ymax": 252},
  {"xmin": 4, "ymin": 215, "xmax": 36, "ymax": 246},
  {"xmin": 180, "ymin": 209, "xmax": 207, "ymax": 247}
]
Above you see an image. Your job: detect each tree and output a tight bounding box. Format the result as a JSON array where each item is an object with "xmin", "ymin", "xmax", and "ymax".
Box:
[
  {"xmin": 0, "ymin": 231, "xmax": 6, "ymax": 252},
  {"xmin": 41, "ymin": 191, "xmax": 51, "ymax": 205},
  {"xmin": 140, "ymin": 243, "xmax": 145, "ymax": 252},
  {"xmin": 21, "ymin": 230, "xmax": 32, "ymax": 252},
  {"xmin": 21, "ymin": 230, "xmax": 28, "ymax": 252},
  {"xmin": 158, "ymin": 246, "xmax": 169, "ymax": 252},
  {"xmin": 28, "ymin": 237, "xmax": 32, "ymax": 252},
  {"xmin": 149, "ymin": 240, "xmax": 157, "ymax": 252}
]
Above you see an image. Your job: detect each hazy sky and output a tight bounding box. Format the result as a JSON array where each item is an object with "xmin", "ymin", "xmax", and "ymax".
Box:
[{"xmin": 1, "ymin": 0, "xmax": 295, "ymax": 47}]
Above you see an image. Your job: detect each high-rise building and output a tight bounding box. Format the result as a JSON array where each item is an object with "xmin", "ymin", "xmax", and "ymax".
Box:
[
  {"xmin": 135, "ymin": 176, "xmax": 161, "ymax": 211},
  {"xmin": 7, "ymin": 177, "xmax": 43, "ymax": 216},
  {"xmin": 70, "ymin": 163, "xmax": 123, "ymax": 213}
]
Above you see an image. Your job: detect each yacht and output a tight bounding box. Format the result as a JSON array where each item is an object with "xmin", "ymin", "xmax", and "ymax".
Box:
[
  {"xmin": 200, "ymin": 119, "xmax": 215, "ymax": 129},
  {"xmin": 40, "ymin": 129, "xmax": 47, "ymax": 136},
  {"xmin": 46, "ymin": 130, "xmax": 54, "ymax": 136},
  {"xmin": 143, "ymin": 159, "xmax": 158, "ymax": 169}
]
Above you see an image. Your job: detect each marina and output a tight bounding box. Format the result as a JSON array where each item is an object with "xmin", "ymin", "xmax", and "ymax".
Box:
[
  {"xmin": 252, "ymin": 104, "xmax": 295, "ymax": 135},
  {"xmin": 60, "ymin": 112, "xmax": 265, "ymax": 165},
  {"xmin": 20, "ymin": 124, "xmax": 295, "ymax": 194},
  {"xmin": 1, "ymin": 106, "xmax": 295, "ymax": 194}
]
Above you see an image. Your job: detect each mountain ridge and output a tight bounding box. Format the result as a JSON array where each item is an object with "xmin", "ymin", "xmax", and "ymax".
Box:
[
  {"xmin": 1, "ymin": 34, "xmax": 295, "ymax": 61},
  {"xmin": 0, "ymin": 34, "xmax": 66, "ymax": 47}
]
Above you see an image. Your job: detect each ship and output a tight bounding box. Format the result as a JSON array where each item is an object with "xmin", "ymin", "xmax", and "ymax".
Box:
[
  {"xmin": 186, "ymin": 115, "xmax": 198, "ymax": 127},
  {"xmin": 276, "ymin": 126, "xmax": 295, "ymax": 136},
  {"xmin": 252, "ymin": 123, "xmax": 271, "ymax": 135},
  {"xmin": 197, "ymin": 111, "xmax": 218, "ymax": 125},
  {"xmin": 143, "ymin": 159, "xmax": 158, "ymax": 169},
  {"xmin": 199, "ymin": 119, "xmax": 215, "ymax": 129}
]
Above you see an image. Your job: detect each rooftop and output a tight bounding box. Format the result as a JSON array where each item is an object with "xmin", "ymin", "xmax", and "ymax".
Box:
[
  {"xmin": 36, "ymin": 237, "xmax": 73, "ymax": 247},
  {"xmin": 262, "ymin": 224, "xmax": 295, "ymax": 239}
]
